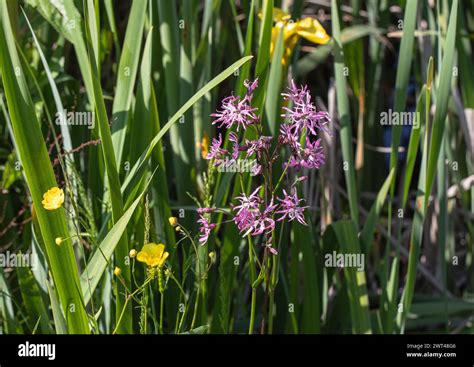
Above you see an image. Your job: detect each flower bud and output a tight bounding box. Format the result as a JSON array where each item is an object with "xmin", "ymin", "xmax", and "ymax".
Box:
[
  {"xmin": 168, "ymin": 217, "xmax": 178, "ymax": 227},
  {"xmin": 113, "ymin": 267, "xmax": 122, "ymax": 277}
]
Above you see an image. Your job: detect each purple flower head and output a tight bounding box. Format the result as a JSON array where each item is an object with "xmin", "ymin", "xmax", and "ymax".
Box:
[
  {"xmin": 229, "ymin": 132, "xmax": 240, "ymax": 160},
  {"xmin": 301, "ymin": 138, "xmax": 325, "ymax": 169},
  {"xmin": 250, "ymin": 162, "xmax": 262, "ymax": 177},
  {"xmin": 282, "ymin": 137, "xmax": 325, "ymax": 170},
  {"xmin": 244, "ymin": 78, "xmax": 259, "ymax": 97},
  {"xmin": 233, "ymin": 208, "xmax": 257, "ymax": 236},
  {"xmin": 197, "ymin": 207, "xmax": 217, "ymax": 245},
  {"xmin": 247, "ymin": 197, "xmax": 278, "ymax": 236},
  {"xmin": 232, "ymin": 189, "xmax": 277, "ymax": 237},
  {"xmin": 211, "ymin": 92, "xmax": 258, "ymax": 131},
  {"xmin": 287, "ymin": 155, "xmax": 303, "ymax": 169},
  {"xmin": 281, "ymin": 80, "xmax": 330, "ymax": 136},
  {"xmin": 282, "ymin": 94, "xmax": 329, "ymax": 136},
  {"xmin": 234, "ymin": 204, "xmax": 276, "ymax": 237},
  {"xmin": 232, "ymin": 186, "xmax": 262, "ymax": 215},
  {"xmin": 282, "ymin": 79, "xmax": 308, "ymax": 104},
  {"xmin": 246, "ymin": 215, "xmax": 275, "ymax": 237},
  {"xmin": 279, "ymin": 124, "xmax": 300, "ymax": 151},
  {"xmin": 197, "ymin": 215, "xmax": 216, "ymax": 245},
  {"xmin": 206, "ymin": 133, "xmax": 228, "ymax": 162},
  {"xmin": 276, "ymin": 189, "xmax": 308, "ymax": 225},
  {"xmin": 244, "ymin": 136, "xmax": 272, "ymax": 159}
]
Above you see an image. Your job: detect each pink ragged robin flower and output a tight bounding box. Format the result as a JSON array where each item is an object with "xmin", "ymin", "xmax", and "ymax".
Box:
[
  {"xmin": 211, "ymin": 79, "xmax": 259, "ymax": 131},
  {"xmin": 197, "ymin": 207, "xmax": 216, "ymax": 246},
  {"xmin": 206, "ymin": 133, "xmax": 228, "ymax": 161},
  {"xmin": 276, "ymin": 189, "xmax": 308, "ymax": 225}
]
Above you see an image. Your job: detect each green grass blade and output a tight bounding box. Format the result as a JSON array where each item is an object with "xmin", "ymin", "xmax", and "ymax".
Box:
[
  {"xmin": 264, "ymin": 27, "xmax": 283, "ymax": 136},
  {"xmin": 331, "ymin": 0, "xmax": 359, "ymax": 227},
  {"xmin": 402, "ymin": 84, "xmax": 428, "ymax": 208},
  {"xmin": 331, "ymin": 220, "xmax": 372, "ymax": 334},
  {"xmin": 255, "ymin": 0, "xmax": 273, "ymax": 78},
  {"xmin": 83, "ymin": 3, "xmax": 131, "ymax": 333},
  {"xmin": 235, "ymin": 0, "xmax": 255, "ymax": 96},
  {"xmin": 0, "ymin": 269, "xmax": 17, "ymax": 333},
  {"xmin": 425, "ymin": 0, "xmax": 458, "ymax": 202},
  {"xmin": 46, "ymin": 283, "xmax": 67, "ymax": 334},
  {"xmin": 25, "ymin": 0, "xmax": 95, "ymax": 105},
  {"xmin": 104, "ymin": 0, "xmax": 120, "ymax": 55},
  {"xmin": 16, "ymin": 266, "xmax": 50, "ymax": 333},
  {"xmin": 111, "ymin": 0, "xmax": 147, "ymax": 167},
  {"xmin": 360, "ymin": 168, "xmax": 395, "ymax": 254},
  {"xmin": 253, "ymin": 0, "xmax": 273, "ymax": 110},
  {"xmin": 22, "ymin": 9, "xmax": 74, "ymax": 157},
  {"xmin": 86, "ymin": 0, "xmax": 99, "ymax": 68},
  {"xmin": 0, "ymin": 0, "xmax": 89, "ymax": 333},
  {"xmin": 388, "ymin": 0, "xmax": 418, "ymax": 176},
  {"xmin": 129, "ymin": 28, "xmax": 154, "ymax": 164},
  {"xmin": 293, "ymin": 224, "xmax": 321, "ymax": 333}
]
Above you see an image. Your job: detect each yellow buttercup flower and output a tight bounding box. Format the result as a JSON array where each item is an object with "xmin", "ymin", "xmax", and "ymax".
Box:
[
  {"xmin": 114, "ymin": 267, "xmax": 122, "ymax": 276},
  {"xmin": 42, "ymin": 187, "xmax": 64, "ymax": 210},
  {"xmin": 268, "ymin": 8, "xmax": 330, "ymax": 66},
  {"xmin": 136, "ymin": 243, "xmax": 169, "ymax": 268}
]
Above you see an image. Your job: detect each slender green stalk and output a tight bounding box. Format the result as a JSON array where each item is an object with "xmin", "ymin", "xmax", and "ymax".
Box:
[
  {"xmin": 159, "ymin": 291, "xmax": 164, "ymax": 334},
  {"xmin": 248, "ymin": 234, "xmax": 257, "ymax": 334}
]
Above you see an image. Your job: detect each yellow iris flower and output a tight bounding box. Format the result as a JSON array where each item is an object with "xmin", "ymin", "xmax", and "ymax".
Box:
[
  {"xmin": 41, "ymin": 187, "xmax": 64, "ymax": 210},
  {"xmin": 269, "ymin": 8, "xmax": 330, "ymax": 65},
  {"xmin": 136, "ymin": 243, "xmax": 169, "ymax": 268}
]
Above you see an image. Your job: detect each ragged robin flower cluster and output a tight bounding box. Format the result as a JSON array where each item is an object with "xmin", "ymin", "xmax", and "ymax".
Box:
[{"xmin": 197, "ymin": 79, "xmax": 330, "ymax": 255}]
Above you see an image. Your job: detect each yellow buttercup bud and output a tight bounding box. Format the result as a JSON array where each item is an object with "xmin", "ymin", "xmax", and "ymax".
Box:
[
  {"xmin": 129, "ymin": 249, "xmax": 137, "ymax": 258},
  {"xmin": 55, "ymin": 237, "xmax": 63, "ymax": 246},
  {"xmin": 208, "ymin": 251, "xmax": 216, "ymax": 263},
  {"xmin": 168, "ymin": 217, "xmax": 178, "ymax": 226},
  {"xmin": 114, "ymin": 267, "xmax": 122, "ymax": 276}
]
